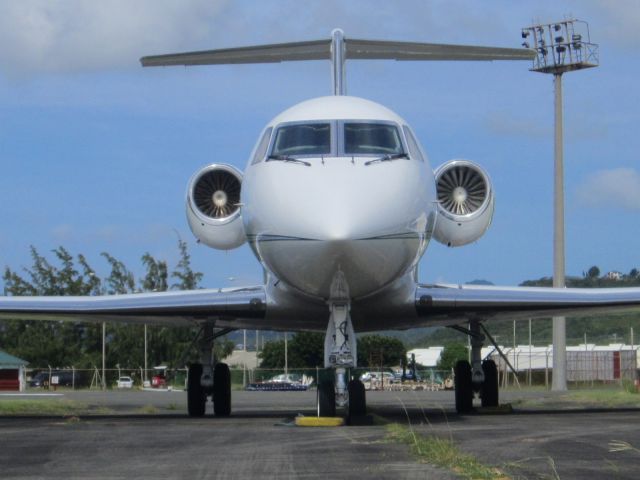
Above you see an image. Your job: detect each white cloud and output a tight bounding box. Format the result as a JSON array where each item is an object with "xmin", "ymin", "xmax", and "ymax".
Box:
[
  {"xmin": 51, "ymin": 224, "xmax": 74, "ymax": 242},
  {"xmin": 575, "ymin": 167, "xmax": 640, "ymax": 210},
  {"xmin": 0, "ymin": 1, "xmax": 558, "ymax": 78},
  {"xmin": 589, "ymin": 0, "xmax": 640, "ymax": 48},
  {"xmin": 0, "ymin": 1, "xmax": 231, "ymax": 77}
]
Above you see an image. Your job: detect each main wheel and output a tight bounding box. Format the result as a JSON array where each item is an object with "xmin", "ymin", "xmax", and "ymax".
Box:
[
  {"xmin": 480, "ymin": 359, "xmax": 499, "ymax": 408},
  {"xmin": 454, "ymin": 360, "xmax": 473, "ymax": 413},
  {"xmin": 347, "ymin": 379, "xmax": 366, "ymax": 418},
  {"xmin": 317, "ymin": 380, "xmax": 336, "ymax": 417},
  {"xmin": 213, "ymin": 363, "xmax": 231, "ymax": 416},
  {"xmin": 187, "ymin": 363, "xmax": 206, "ymax": 417}
]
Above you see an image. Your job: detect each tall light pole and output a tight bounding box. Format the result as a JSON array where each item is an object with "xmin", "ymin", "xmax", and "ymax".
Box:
[{"xmin": 521, "ymin": 19, "xmax": 598, "ymax": 390}]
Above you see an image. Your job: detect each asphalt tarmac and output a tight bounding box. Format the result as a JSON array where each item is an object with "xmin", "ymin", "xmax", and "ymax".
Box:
[{"xmin": 1, "ymin": 389, "xmax": 639, "ymax": 479}]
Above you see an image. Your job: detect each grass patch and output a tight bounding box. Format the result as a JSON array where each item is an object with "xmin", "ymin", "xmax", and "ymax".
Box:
[
  {"xmin": 386, "ymin": 423, "xmax": 507, "ymax": 479},
  {"xmin": 560, "ymin": 388, "xmax": 640, "ymax": 408},
  {"xmin": 510, "ymin": 385, "xmax": 640, "ymax": 409},
  {"xmin": 0, "ymin": 399, "xmax": 90, "ymax": 416},
  {"xmin": 137, "ymin": 404, "xmax": 159, "ymax": 414},
  {"xmin": 622, "ymin": 379, "xmax": 638, "ymax": 395}
]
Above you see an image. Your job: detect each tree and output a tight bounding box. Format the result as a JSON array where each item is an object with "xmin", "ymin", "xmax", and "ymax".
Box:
[
  {"xmin": 259, "ymin": 332, "xmax": 324, "ymax": 368},
  {"xmin": 171, "ymin": 238, "xmax": 203, "ymax": 290},
  {"xmin": 437, "ymin": 342, "xmax": 469, "ymax": 371},
  {"xmin": 1, "ymin": 246, "xmax": 103, "ymax": 367},
  {"xmin": 630, "ymin": 268, "xmax": 638, "ymax": 279},
  {"xmin": 213, "ymin": 338, "xmax": 235, "ymax": 362},
  {"xmin": 357, "ymin": 335, "xmax": 406, "ymax": 367},
  {"xmin": 258, "ymin": 339, "xmax": 286, "ymax": 368},
  {"xmin": 141, "ymin": 253, "xmax": 168, "ymax": 292},
  {"xmin": 288, "ymin": 332, "xmax": 324, "ymax": 367},
  {"xmin": 587, "ymin": 265, "xmax": 601, "ymax": 279},
  {"xmin": 0, "ymin": 241, "xmax": 205, "ymax": 370},
  {"xmin": 145, "ymin": 239, "xmax": 204, "ymax": 368}
]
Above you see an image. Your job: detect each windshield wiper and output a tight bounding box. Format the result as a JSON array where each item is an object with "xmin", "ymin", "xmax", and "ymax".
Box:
[
  {"xmin": 364, "ymin": 152, "xmax": 410, "ymax": 166},
  {"xmin": 266, "ymin": 155, "xmax": 311, "ymax": 166}
]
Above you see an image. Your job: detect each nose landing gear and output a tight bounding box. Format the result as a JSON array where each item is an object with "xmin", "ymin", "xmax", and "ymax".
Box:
[{"xmin": 319, "ymin": 290, "xmax": 368, "ymax": 421}]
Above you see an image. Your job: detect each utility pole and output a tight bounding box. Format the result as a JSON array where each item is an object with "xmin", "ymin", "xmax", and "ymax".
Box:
[
  {"xmin": 284, "ymin": 332, "xmax": 288, "ymax": 376},
  {"xmin": 144, "ymin": 324, "xmax": 148, "ymax": 383},
  {"xmin": 521, "ymin": 19, "xmax": 598, "ymax": 391},
  {"xmin": 102, "ymin": 322, "xmax": 106, "ymax": 391}
]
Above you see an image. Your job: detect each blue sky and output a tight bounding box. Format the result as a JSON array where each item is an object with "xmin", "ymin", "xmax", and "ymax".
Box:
[{"xmin": 0, "ymin": 0, "xmax": 639, "ymax": 290}]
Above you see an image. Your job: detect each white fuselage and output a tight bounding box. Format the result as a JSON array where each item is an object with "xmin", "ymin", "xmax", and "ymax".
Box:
[{"xmin": 242, "ymin": 96, "xmax": 437, "ymax": 300}]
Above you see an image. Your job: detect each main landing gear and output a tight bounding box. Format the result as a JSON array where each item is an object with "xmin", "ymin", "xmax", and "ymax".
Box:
[
  {"xmin": 452, "ymin": 320, "xmax": 499, "ymax": 413},
  {"xmin": 187, "ymin": 323, "xmax": 232, "ymax": 417}
]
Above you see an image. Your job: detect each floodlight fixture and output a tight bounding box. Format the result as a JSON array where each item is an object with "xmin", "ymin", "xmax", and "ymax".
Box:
[{"xmin": 522, "ymin": 19, "xmax": 598, "ymax": 74}]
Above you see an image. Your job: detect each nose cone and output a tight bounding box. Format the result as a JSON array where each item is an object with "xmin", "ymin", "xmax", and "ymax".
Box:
[
  {"xmin": 263, "ymin": 160, "xmax": 427, "ymax": 241},
  {"xmin": 243, "ymin": 159, "xmax": 432, "ymax": 298}
]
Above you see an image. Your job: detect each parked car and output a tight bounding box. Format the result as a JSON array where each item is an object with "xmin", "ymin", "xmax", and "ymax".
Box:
[
  {"xmin": 151, "ymin": 374, "xmax": 166, "ymax": 388},
  {"xmin": 28, "ymin": 372, "xmax": 51, "ymax": 388},
  {"xmin": 116, "ymin": 376, "xmax": 134, "ymax": 389},
  {"xmin": 28, "ymin": 371, "xmax": 83, "ymax": 388},
  {"xmin": 359, "ymin": 371, "xmax": 396, "ymax": 383},
  {"xmin": 393, "ymin": 371, "xmax": 422, "ymax": 382},
  {"xmin": 269, "ymin": 373, "xmax": 302, "ymax": 384}
]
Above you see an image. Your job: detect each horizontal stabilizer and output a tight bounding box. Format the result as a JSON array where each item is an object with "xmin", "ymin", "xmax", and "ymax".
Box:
[
  {"xmin": 141, "ymin": 40, "xmax": 331, "ymax": 67},
  {"xmin": 346, "ymin": 39, "xmax": 535, "ymax": 61},
  {"xmin": 140, "ymin": 38, "xmax": 534, "ymax": 67}
]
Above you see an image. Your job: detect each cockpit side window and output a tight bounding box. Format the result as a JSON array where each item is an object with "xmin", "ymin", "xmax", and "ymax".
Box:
[
  {"xmin": 343, "ymin": 123, "xmax": 403, "ymax": 155},
  {"xmin": 271, "ymin": 123, "xmax": 331, "ymax": 156},
  {"xmin": 251, "ymin": 127, "xmax": 273, "ymax": 164},
  {"xmin": 402, "ymin": 125, "xmax": 424, "ymax": 162}
]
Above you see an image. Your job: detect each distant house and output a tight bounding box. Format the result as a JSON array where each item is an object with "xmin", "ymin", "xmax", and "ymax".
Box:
[
  {"xmin": 407, "ymin": 347, "xmax": 444, "ymax": 367},
  {"xmin": 0, "ymin": 349, "xmax": 29, "ymax": 392},
  {"xmin": 606, "ymin": 271, "xmax": 623, "ymax": 281}
]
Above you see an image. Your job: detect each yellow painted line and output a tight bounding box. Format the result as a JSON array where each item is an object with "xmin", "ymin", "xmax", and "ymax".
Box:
[{"xmin": 295, "ymin": 416, "xmax": 345, "ymax": 427}]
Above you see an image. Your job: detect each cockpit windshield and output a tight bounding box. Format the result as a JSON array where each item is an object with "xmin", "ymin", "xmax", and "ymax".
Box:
[
  {"xmin": 271, "ymin": 123, "xmax": 331, "ymax": 156},
  {"xmin": 344, "ymin": 123, "xmax": 403, "ymax": 155}
]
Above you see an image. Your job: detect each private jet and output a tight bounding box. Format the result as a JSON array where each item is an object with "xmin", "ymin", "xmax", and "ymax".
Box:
[{"xmin": 2, "ymin": 30, "xmax": 640, "ymax": 418}]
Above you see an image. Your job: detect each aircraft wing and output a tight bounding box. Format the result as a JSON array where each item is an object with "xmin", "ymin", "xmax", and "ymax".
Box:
[
  {"xmin": 415, "ymin": 283, "xmax": 640, "ymax": 325},
  {"xmin": 0, "ymin": 287, "xmax": 266, "ymax": 327}
]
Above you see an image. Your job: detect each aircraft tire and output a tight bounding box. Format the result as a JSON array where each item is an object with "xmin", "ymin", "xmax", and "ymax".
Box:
[
  {"xmin": 454, "ymin": 360, "xmax": 473, "ymax": 413},
  {"xmin": 347, "ymin": 379, "xmax": 366, "ymax": 418},
  {"xmin": 187, "ymin": 363, "xmax": 206, "ymax": 417},
  {"xmin": 317, "ymin": 380, "xmax": 336, "ymax": 417},
  {"xmin": 480, "ymin": 359, "xmax": 499, "ymax": 408},
  {"xmin": 213, "ymin": 363, "xmax": 231, "ymax": 416}
]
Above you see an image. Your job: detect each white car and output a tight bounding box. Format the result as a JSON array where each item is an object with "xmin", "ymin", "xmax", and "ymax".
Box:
[
  {"xmin": 269, "ymin": 373, "xmax": 302, "ymax": 383},
  {"xmin": 116, "ymin": 376, "xmax": 134, "ymax": 389},
  {"xmin": 359, "ymin": 371, "xmax": 396, "ymax": 383}
]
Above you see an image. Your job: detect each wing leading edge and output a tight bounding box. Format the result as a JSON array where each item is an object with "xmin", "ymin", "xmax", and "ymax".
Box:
[
  {"xmin": 416, "ymin": 283, "xmax": 640, "ymax": 325},
  {"xmin": 0, "ymin": 287, "xmax": 266, "ymax": 327}
]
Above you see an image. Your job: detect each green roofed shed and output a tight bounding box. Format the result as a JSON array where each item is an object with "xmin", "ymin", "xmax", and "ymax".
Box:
[{"xmin": 0, "ymin": 349, "xmax": 29, "ymax": 391}]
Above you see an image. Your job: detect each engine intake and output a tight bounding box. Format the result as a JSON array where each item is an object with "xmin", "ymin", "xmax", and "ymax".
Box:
[
  {"xmin": 186, "ymin": 164, "xmax": 246, "ymax": 250},
  {"xmin": 433, "ymin": 160, "xmax": 494, "ymax": 247}
]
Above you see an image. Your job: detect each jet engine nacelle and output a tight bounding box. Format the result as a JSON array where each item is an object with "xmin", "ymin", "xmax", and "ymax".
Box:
[
  {"xmin": 432, "ymin": 160, "xmax": 494, "ymax": 247},
  {"xmin": 186, "ymin": 164, "xmax": 246, "ymax": 250}
]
